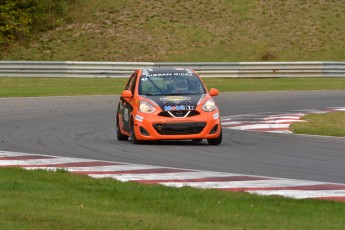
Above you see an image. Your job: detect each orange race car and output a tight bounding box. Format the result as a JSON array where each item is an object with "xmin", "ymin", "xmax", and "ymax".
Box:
[{"xmin": 116, "ymin": 68, "xmax": 222, "ymax": 145}]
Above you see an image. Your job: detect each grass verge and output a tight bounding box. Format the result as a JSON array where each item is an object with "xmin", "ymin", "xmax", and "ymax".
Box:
[
  {"xmin": 290, "ymin": 111, "xmax": 345, "ymax": 137},
  {"xmin": 0, "ymin": 77, "xmax": 128, "ymax": 97},
  {"xmin": 1, "ymin": 167, "xmax": 345, "ymax": 229},
  {"xmin": 2, "ymin": 0, "xmax": 344, "ymax": 62},
  {"xmin": 1, "ymin": 77, "xmax": 345, "ymax": 97}
]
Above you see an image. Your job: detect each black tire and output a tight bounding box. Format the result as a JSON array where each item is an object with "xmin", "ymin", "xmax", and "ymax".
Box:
[
  {"xmin": 116, "ymin": 117, "xmax": 128, "ymax": 141},
  {"xmin": 207, "ymin": 129, "xmax": 222, "ymax": 145},
  {"xmin": 130, "ymin": 119, "xmax": 141, "ymax": 144}
]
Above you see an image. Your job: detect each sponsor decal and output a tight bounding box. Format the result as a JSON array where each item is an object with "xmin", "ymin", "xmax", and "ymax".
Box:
[
  {"xmin": 172, "ymin": 73, "xmax": 194, "ymax": 76},
  {"xmin": 143, "ymin": 73, "xmax": 194, "ymax": 77},
  {"xmin": 145, "ymin": 73, "xmax": 172, "ymax": 77},
  {"xmin": 186, "ymin": 105, "xmax": 195, "ymax": 110},
  {"xmin": 160, "ymin": 96, "xmax": 191, "ymax": 104},
  {"xmin": 124, "ymin": 108, "xmax": 129, "ymax": 121},
  {"xmin": 135, "ymin": 115, "xmax": 144, "ymax": 122},
  {"xmin": 164, "ymin": 105, "xmax": 195, "ymax": 111},
  {"xmin": 213, "ymin": 113, "xmax": 219, "ymax": 120}
]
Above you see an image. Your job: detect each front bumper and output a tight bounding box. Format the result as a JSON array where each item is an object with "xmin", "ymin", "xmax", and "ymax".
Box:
[{"xmin": 133, "ymin": 110, "xmax": 221, "ymax": 141}]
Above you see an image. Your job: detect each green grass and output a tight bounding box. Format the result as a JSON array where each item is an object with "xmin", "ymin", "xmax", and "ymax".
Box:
[
  {"xmin": 1, "ymin": 0, "xmax": 344, "ymax": 62},
  {"xmin": 1, "ymin": 77, "xmax": 345, "ymax": 97},
  {"xmin": 1, "ymin": 167, "xmax": 345, "ymax": 229},
  {"xmin": 0, "ymin": 77, "xmax": 128, "ymax": 97},
  {"xmin": 290, "ymin": 111, "xmax": 345, "ymax": 137},
  {"xmin": 202, "ymin": 77, "xmax": 345, "ymax": 92},
  {"xmin": 1, "ymin": 1, "xmax": 344, "ymax": 228}
]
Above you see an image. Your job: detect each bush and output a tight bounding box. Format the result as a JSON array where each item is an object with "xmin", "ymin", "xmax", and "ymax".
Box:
[
  {"xmin": 0, "ymin": 0, "xmax": 74, "ymax": 50},
  {"xmin": 0, "ymin": 0, "xmax": 35, "ymax": 46},
  {"xmin": 262, "ymin": 50, "xmax": 277, "ymax": 61},
  {"xmin": 33, "ymin": 0, "xmax": 72, "ymax": 31}
]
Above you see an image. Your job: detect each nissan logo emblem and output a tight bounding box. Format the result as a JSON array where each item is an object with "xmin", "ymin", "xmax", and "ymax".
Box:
[{"xmin": 176, "ymin": 111, "xmax": 183, "ymax": 116}]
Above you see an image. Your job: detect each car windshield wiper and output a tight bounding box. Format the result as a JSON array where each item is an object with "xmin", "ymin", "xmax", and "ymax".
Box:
[
  {"xmin": 142, "ymin": 93, "xmax": 161, "ymax": 96},
  {"xmin": 164, "ymin": 93, "xmax": 197, "ymax": 96},
  {"xmin": 163, "ymin": 93, "xmax": 181, "ymax": 96}
]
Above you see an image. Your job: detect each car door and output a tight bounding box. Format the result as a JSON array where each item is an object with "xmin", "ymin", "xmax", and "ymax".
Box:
[{"xmin": 120, "ymin": 72, "xmax": 137, "ymax": 133}]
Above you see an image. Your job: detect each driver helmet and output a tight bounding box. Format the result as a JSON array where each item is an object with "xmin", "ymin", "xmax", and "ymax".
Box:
[{"xmin": 173, "ymin": 78, "xmax": 188, "ymax": 91}]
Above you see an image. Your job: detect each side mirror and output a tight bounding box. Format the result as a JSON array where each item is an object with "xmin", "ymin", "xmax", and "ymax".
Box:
[
  {"xmin": 121, "ymin": 89, "xmax": 133, "ymax": 99},
  {"xmin": 209, "ymin": 88, "xmax": 219, "ymax": 97}
]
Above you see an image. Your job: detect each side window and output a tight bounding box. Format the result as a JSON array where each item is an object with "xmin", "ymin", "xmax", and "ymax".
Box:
[
  {"xmin": 130, "ymin": 75, "xmax": 137, "ymax": 94},
  {"xmin": 126, "ymin": 72, "xmax": 137, "ymax": 94}
]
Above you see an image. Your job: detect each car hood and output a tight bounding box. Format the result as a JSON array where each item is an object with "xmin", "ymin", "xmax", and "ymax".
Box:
[{"xmin": 144, "ymin": 94, "xmax": 205, "ymax": 110}]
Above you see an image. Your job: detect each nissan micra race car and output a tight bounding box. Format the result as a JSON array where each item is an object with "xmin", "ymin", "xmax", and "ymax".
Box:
[{"xmin": 116, "ymin": 68, "xmax": 222, "ymax": 145}]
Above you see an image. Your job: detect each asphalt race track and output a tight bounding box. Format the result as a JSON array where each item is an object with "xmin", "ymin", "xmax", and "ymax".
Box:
[{"xmin": 1, "ymin": 90, "xmax": 345, "ymax": 184}]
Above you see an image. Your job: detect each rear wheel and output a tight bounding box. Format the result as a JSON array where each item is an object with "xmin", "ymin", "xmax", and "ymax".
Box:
[
  {"xmin": 116, "ymin": 117, "xmax": 128, "ymax": 141},
  {"xmin": 207, "ymin": 129, "xmax": 222, "ymax": 145}
]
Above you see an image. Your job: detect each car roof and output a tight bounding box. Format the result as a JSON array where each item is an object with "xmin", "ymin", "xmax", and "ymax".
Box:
[{"xmin": 141, "ymin": 68, "xmax": 194, "ymax": 75}]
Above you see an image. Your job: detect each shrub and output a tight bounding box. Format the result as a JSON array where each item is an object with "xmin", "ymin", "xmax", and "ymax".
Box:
[
  {"xmin": 0, "ymin": 0, "xmax": 74, "ymax": 50},
  {"xmin": 0, "ymin": 0, "xmax": 35, "ymax": 47},
  {"xmin": 262, "ymin": 50, "xmax": 277, "ymax": 61}
]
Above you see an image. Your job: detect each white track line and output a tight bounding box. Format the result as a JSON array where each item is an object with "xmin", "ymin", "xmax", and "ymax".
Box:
[
  {"xmin": 23, "ymin": 164, "xmax": 163, "ymax": 171},
  {"xmin": 0, "ymin": 157, "xmax": 101, "ymax": 166},
  {"xmin": 87, "ymin": 171, "xmax": 245, "ymax": 181},
  {"xmin": 160, "ymin": 179, "xmax": 324, "ymax": 189},
  {"xmin": 250, "ymin": 190, "xmax": 345, "ymax": 199}
]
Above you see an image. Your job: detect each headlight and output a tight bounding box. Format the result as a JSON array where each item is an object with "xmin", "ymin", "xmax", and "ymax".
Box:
[
  {"xmin": 139, "ymin": 100, "xmax": 156, "ymax": 113},
  {"xmin": 202, "ymin": 99, "xmax": 217, "ymax": 112}
]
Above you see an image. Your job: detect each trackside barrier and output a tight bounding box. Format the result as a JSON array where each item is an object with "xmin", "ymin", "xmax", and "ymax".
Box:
[{"xmin": 0, "ymin": 61, "xmax": 344, "ymax": 78}]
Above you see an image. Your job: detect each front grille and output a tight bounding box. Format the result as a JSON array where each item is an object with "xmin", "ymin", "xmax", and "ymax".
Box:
[
  {"xmin": 158, "ymin": 110, "xmax": 200, "ymax": 118},
  {"xmin": 153, "ymin": 122, "xmax": 206, "ymax": 135}
]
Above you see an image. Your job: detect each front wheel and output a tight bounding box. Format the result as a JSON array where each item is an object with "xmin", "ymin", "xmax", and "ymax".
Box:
[
  {"xmin": 130, "ymin": 119, "xmax": 141, "ymax": 144},
  {"xmin": 207, "ymin": 129, "xmax": 222, "ymax": 145},
  {"xmin": 116, "ymin": 117, "xmax": 128, "ymax": 141}
]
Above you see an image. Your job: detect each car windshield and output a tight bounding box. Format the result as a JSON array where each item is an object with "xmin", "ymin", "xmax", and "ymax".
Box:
[{"xmin": 139, "ymin": 73, "xmax": 206, "ymax": 96}]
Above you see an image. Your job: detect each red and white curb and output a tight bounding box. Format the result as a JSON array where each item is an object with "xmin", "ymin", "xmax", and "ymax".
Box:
[
  {"xmin": 1, "ymin": 150, "xmax": 345, "ymax": 202},
  {"xmin": 221, "ymin": 107, "xmax": 345, "ymax": 134}
]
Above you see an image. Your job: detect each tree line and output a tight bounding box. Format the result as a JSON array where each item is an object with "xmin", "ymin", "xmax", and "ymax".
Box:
[{"xmin": 0, "ymin": 0, "xmax": 73, "ymax": 50}]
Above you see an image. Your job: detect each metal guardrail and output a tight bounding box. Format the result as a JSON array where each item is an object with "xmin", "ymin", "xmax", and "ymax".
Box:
[{"xmin": 0, "ymin": 61, "xmax": 344, "ymax": 78}]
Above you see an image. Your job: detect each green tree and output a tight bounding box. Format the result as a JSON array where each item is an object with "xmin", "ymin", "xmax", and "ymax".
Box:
[
  {"xmin": 0, "ymin": 0, "xmax": 72, "ymax": 50},
  {"xmin": 0, "ymin": 0, "xmax": 35, "ymax": 48}
]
